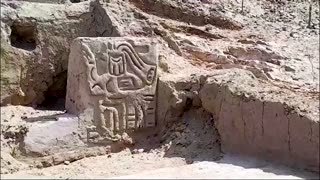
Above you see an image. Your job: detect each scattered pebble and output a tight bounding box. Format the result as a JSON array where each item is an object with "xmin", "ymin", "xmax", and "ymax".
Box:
[
  {"xmin": 289, "ymin": 32, "xmax": 298, "ymax": 38},
  {"xmin": 132, "ymin": 149, "xmax": 144, "ymax": 154},
  {"xmin": 284, "ymin": 65, "xmax": 295, "ymax": 72}
]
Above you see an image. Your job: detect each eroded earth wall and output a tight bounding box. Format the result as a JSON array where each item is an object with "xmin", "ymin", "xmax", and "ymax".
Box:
[
  {"xmin": 0, "ymin": 0, "xmax": 119, "ymax": 106},
  {"xmin": 158, "ymin": 69, "xmax": 319, "ymax": 172}
]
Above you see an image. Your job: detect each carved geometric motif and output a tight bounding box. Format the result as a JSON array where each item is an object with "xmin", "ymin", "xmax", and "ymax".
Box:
[{"xmin": 79, "ymin": 38, "xmax": 158, "ymax": 140}]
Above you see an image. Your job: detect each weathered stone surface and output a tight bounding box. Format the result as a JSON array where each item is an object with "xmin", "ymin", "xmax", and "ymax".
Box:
[
  {"xmin": 23, "ymin": 114, "xmax": 84, "ymax": 156},
  {"xmin": 66, "ymin": 37, "xmax": 158, "ymax": 140},
  {"xmin": 34, "ymin": 146, "xmax": 111, "ymax": 168},
  {"xmin": 130, "ymin": 0, "xmax": 244, "ymax": 30},
  {"xmin": 0, "ymin": 0, "xmax": 120, "ymax": 106}
]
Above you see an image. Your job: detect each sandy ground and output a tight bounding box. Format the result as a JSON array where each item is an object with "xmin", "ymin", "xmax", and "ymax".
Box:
[{"xmin": 1, "ymin": 152, "xmax": 318, "ymax": 179}]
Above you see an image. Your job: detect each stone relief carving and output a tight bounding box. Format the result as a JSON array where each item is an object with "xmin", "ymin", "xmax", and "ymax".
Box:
[{"xmin": 81, "ymin": 40, "xmax": 158, "ymax": 142}]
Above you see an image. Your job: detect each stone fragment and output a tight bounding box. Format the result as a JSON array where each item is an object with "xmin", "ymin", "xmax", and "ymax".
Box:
[
  {"xmin": 132, "ymin": 148, "xmax": 144, "ymax": 154},
  {"xmin": 66, "ymin": 37, "xmax": 158, "ymax": 140},
  {"xmin": 34, "ymin": 146, "xmax": 111, "ymax": 168},
  {"xmin": 23, "ymin": 114, "xmax": 84, "ymax": 156},
  {"xmin": 283, "ymin": 65, "xmax": 295, "ymax": 72}
]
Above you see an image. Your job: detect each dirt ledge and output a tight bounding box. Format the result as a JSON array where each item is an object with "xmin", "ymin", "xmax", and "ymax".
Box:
[{"xmin": 158, "ymin": 68, "xmax": 319, "ymax": 172}]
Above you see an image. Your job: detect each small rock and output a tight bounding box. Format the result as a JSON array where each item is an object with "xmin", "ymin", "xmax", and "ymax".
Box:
[
  {"xmin": 201, "ymin": 0, "xmax": 213, "ymax": 4},
  {"xmin": 290, "ymin": 32, "xmax": 298, "ymax": 38},
  {"xmin": 284, "ymin": 65, "xmax": 295, "ymax": 72},
  {"xmin": 107, "ymin": 154, "xmax": 112, "ymax": 158},
  {"xmin": 186, "ymin": 159, "xmax": 194, "ymax": 164},
  {"xmin": 121, "ymin": 132, "xmax": 134, "ymax": 145},
  {"xmin": 159, "ymin": 55, "xmax": 170, "ymax": 73},
  {"xmin": 7, "ymin": 2, "xmax": 19, "ymax": 9},
  {"xmin": 256, "ymin": 40, "xmax": 268, "ymax": 46},
  {"xmin": 310, "ymin": 30, "xmax": 318, "ymax": 35},
  {"xmin": 1, "ymin": 168, "xmax": 9, "ymax": 174},
  {"xmin": 204, "ymin": 25, "xmax": 213, "ymax": 32},
  {"xmin": 137, "ymin": 149, "xmax": 144, "ymax": 153},
  {"xmin": 132, "ymin": 149, "xmax": 144, "ymax": 154},
  {"xmin": 175, "ymin": 132, "xmax": 182, "ymax": 138},
  {"xmin": 63, "ymin": 161, "xmax": 70, "ymax": 165},
  {"xmin": 238, "ymin": 39, "xmax": 256, "ymax": 44}
]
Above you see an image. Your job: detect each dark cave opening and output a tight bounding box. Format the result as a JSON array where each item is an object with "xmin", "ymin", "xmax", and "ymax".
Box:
[
  {"xmin": 38, "ymin": 71, "xmax": 67, "ymax": 111},
  {"xmin": 10, "ymin": 23, "xmax": 37, "ymax": 51}
]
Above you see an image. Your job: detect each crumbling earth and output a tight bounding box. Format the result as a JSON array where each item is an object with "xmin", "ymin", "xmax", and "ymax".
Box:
[
  {"xmin": 1, "ymin": 0, "xmax": 319, "ymax": 178},
  {"xmin": 0, "ymin": 106, "xmax": 318, "ymax": 179}
]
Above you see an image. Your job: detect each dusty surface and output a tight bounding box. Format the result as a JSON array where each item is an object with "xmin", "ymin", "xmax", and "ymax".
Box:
[
  {"xmin": 114, "ymin": 155, "xmax": 319, "ymax": 179},
  {"xmin": 1, "ymin": 150, "xmax": 186, "ymax": 179},
  {"xmin": 1, "ymin": 153, "xmax": 318, "ymax": 179},
  {"xmin": 0, "ymin": 105, "xmax": 222, "ymax": 175}
]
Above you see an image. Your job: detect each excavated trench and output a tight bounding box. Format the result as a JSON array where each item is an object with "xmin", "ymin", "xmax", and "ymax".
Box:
[
  {"xmin": 4, "ymin": 28, "xmax": 319, "ymax": 176},
  {"xmin": 4, "ymin": 70, "xmax": 318, "ymax": 175},
  {"xmin": 2, "ymin": 1, "xmax": 223, "ymax": 172},
  {"xmin": 157, "ymin": 72, "xmax": 319, "ymax": 173},
  {"xmin": 1, "ymin": 0, "xmax": 319, "ymax": 177},
  {"xmin": 1, "ymin": 106, "xmax": 222, "ymax": 172}
]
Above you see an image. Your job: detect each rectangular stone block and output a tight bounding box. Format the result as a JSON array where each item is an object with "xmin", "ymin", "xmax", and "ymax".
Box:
[{"xmin": 66, "ymin": 37, "xmax": 158, "ymax": 137}]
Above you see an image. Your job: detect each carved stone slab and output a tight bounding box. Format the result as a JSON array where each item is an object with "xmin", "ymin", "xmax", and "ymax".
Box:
[{"xmin": 66, "ymin": 37, "xmax": 158, "ymax": 138}]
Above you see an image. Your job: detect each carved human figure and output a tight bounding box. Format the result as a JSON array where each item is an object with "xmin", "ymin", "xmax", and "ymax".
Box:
[{"xmin": 82, "ymin": 41, "xmax": 157, "ymax": 140}]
